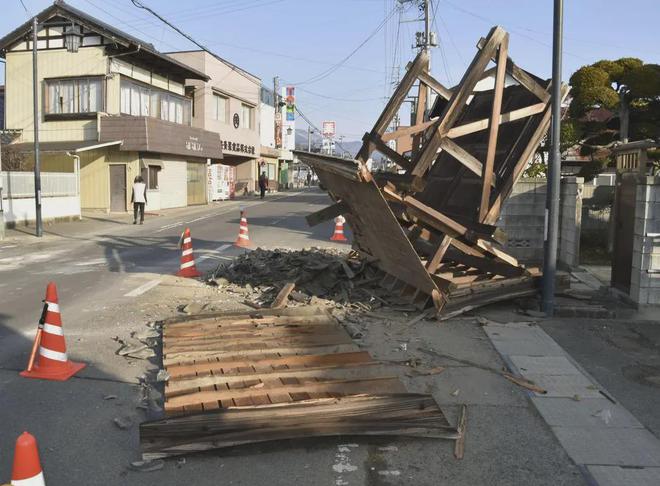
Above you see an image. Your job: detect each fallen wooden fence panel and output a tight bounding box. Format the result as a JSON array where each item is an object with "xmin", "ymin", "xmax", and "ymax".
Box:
[
  {"xmin": 294, "ymin": 25, "xmax": 569, "ymax": 317},
  {"xmin": 140, "ymin": 306, "xmax": 457, "ymax": 459}
]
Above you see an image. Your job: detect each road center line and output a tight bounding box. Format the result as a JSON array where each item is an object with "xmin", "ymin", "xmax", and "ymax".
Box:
[{"xmin": 124, "ymin": 278, "xmax": 162, "ymax": 297}]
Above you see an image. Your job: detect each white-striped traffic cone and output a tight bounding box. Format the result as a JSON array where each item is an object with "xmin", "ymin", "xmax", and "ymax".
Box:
[
  {"xmin": 234, "ymin": 209, "xmax": 251, "ymax": 248},
  {"xmin": 330, "ymin": 215, "xmax": 348, "ymax": 242},
  {"xmin": 20, "ymin": 283, "xmax": 85, "ymax": 382},
  {"xmin": 176, "ymin": 228, "xmax": 202, "ymax": 278},
  {"xmin": 11, "ymin": 432, "xmax": 45, "ymax": 486}
]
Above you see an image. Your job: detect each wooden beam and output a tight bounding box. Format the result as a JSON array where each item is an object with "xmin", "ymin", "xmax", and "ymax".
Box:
[
  {"xmin": 426, "ymin": 235, "xmax": 452, "ymax": 274},
  {"xmin": 382, "ymin": 186, "xmax": 468, "ymax": 238},
  {"xmin": 483, "ymin": 84, "xmax": 568, "ymax": 224},
  {"xmin": 479, "ymin": 34, "xmax": 509, "ymax": 221},
  {"xmin": 305, "ymin": 201, "xmax": 348, "ymax": 227},
  {"xmin": 477, "ymin": 37, "xmax": 550, "ymax": 103},
  {"xmin": 445, "ymin": 247, "xmax": 524, "ymax": 278},
  {"xmin": 409, "ymin": 27, "xmax": 507, "ymax": 183},
  {"xmin": 439, "ymin": 138, "xmax": 486, "ymax": 181},
  {"xmin": 381, "ymin": 119, "xmax": 438, "ymax": 142},
  {"xmin": 364, "ymin": 133, "xmax": 414, "ymax": 171},
  {"xmin": 446, "ymin": 103, "xmax": 546, "ymax": 139},
  {"xmin": 476, "ymin": 239, "xmax": 520, "ymax": 268},
  {"xmin": 417, "ymin": 71, "xmax": 453, "ymax": 100},
  {"xmin": 356, "ymin": 50, "xmax": 429, "ymax": 163}
]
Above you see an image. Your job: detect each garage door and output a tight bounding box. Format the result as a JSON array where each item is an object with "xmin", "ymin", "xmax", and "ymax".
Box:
[
  {"xmin": 160, "ymin": 158, "xmax": 187, "ymax": 209},
  {"xmin": 187, "ymin": 162, "xmax": 207, "ymax": 206}
]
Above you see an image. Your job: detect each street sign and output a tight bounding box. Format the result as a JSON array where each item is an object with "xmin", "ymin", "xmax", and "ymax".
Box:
[{"xmin": 322, "ymin": 121, "xmax": 336, "ymax": 138}]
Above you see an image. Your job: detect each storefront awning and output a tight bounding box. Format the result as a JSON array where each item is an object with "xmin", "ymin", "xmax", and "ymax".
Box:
[
  {"xmin": 7, "ymin": 140, "xmax": 122, "ymax": 153},
  {"xmin": 99, "ymin": 115, "xmax": 223, "ymax": 160},
  {"xmin": 140, "ymin": 155, "xmax": 164, "ymax": 169}
]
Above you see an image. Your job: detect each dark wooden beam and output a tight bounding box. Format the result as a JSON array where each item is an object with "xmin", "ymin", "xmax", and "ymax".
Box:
[{"xmin": 305, "ymin": 201, "xmax": 349, "ymax": 227}]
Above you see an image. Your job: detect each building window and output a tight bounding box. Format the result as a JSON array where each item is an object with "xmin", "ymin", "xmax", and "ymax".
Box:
[
  {"xmin": 140, "ymin": 165, "xmax": 160, "ymax": 190},
  {"xmin": 213, "ymin": 94, "xmax": 227, "ymax": 123},
  {"xmin": 45, "ymin": 77, "xmax": 102, "ymax": 118},
  {"xmin": 241, "ymin": 103, "xmax": 254, "ymax": 130},
  {"xmin": 120, "ymin": 78, "xmax": 191, "ymax": 125}
]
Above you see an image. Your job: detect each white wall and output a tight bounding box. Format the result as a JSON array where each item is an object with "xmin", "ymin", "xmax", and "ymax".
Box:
[
  {"xmin": 260, "ymin": 102, "xmax": 276, "ymax": 148},
  {"xmin": 159, "ymin": 159, "xmax": 187, "ymax": 209},
  {"xmin": 1, "ymin": 196, "xmax": 81, "ymax": 224}
]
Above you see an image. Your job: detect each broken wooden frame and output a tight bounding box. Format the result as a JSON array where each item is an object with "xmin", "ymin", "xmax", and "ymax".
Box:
[
  {"xmin": 297, "ymin": 26, "xmax": 570, "ymax": 315},
  {"xmin": 140, "ymin": 307, "xmax": 459, "ymax": 459}
]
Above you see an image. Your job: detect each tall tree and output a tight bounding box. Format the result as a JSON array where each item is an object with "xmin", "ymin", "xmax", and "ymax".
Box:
[{"xmin": 569, "ymin": 58, "xmax": 660, "ymax": 142}]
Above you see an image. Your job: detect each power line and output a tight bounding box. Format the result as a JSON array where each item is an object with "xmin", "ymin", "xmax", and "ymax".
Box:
[
  {"xmin": 129, "ymin": 0, "xmax": 261, "ymax": 86},
  {"xmin": 295, "ymin": 105, "xmax": 351, "ymax": 155},
  {"xmin": 290, "ymin": 5, "xmax": 399, "ymax": 86},
  {"xmin": 17, "ymin": 0, "xmax": 31, "ymax": 16}
]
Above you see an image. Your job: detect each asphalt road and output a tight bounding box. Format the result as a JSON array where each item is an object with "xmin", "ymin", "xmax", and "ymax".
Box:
[{"xmin": 0, "ymin": 189, "xmax": 585, "ymax": 486}]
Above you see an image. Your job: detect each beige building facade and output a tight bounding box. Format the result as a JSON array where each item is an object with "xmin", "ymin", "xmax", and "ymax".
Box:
[
  {"xmin": 167, "ymin": 50, "xmax": 261, "ymax": 194},
  {"xmin": 0, "ymin": 2, "xmax": 223, "ymax": 213}
]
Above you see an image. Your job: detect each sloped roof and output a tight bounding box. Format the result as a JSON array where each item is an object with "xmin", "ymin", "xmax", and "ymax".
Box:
[{"xmin": 0, "ymin": 0, "xmax": 209, "ymax": 81}]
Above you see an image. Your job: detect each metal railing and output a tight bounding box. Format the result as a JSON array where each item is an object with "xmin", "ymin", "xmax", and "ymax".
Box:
[{"xmin": 1, "ymin": 171, "xmax": 78, "ymax": 198}]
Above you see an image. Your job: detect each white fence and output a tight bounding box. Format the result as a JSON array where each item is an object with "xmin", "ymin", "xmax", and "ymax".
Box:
[
  {"xmin": 1, "ymin": 171, "xmax": 77, "ymax": 197},
  {"xmin": 1, "ymin": 171, "xmax": 80, "ymax": 225}
]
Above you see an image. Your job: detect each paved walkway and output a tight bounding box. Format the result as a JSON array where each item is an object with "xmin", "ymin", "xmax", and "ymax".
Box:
[{"xmin": 483, "ymin": 319, "xmax": 660, "ymax": 486}]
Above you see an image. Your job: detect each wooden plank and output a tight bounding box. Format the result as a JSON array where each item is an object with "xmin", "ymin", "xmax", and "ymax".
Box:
[
  {"xmin": 305, "ymin": 202, "xmax": 348, "ymax": 227},
  {"xmin": 164, "ymin": 330, "xmax": 350, "ymax": 353},
  {"xmin": 142, "ymin": 394, "xmax": 455, "ymax": 459},
  {"xmin": 161, "ymin": 305, "xmax": 329, "ymax": 326},
  {"xmin": 164, "ymin": 376, "xmax": 406, "ymax": 409},
  {"xmin": 166, "ymin": 323, "xmax": 341, "ymax": 344},
  {"xmin": 161, "ymin": 351, "xmax": 374, "ymax": 381},
  {"xmin": 164, "ymin": 315, "xmax": 337, "ymax": 337},
  {"xmin": 410, "ymin": 27, "xmax": 507, "ymax": 181},
  {"xmin": 166, "ymin": 362, "xmax": 388, "ymax": 397},
  {"xmin": 381, "ymin": 118, "xmax": 438, "ymax": 143},
  {"xmin": 446, "ymin": 102, "xmax": 546, "ymax": 139},
  {"xmin": 271, "ymin": 283, "xmax": 296, "ymax": 309},
  {"xmin": 476, "ymin": 239, "xmax": 520, "ymax": 267},
  {"xmin": 417, "ymin": 71, "xmax": 453, "ymax": 101},
  {"xmin": 444, "ymin": 246, "xmax": 524, "ymax": 278},
  {"xmin": 426, "ymin": 235, "xmax": 452, "ymax": 274},
  {"xmin": 479, "ymin": 34, "xmax": 508, "ymax": 221},
  {"xmin": 163, "ymin": 343, "xmax": 360, "ymax": 367}
]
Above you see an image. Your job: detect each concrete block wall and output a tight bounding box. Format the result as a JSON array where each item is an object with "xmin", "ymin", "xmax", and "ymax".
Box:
[
  {"xmin": 499, "ymin": 178, "xmax": 547, "ymax": 264},
  {"xmin": 499, "ymin": 177, "xmax": 582, "ymax": 269},
  {"xmin": 629, "ymin": 176, "xmax": 660, "ymax": 305},
  {"xmin": 558, "ymin": 177, "xmax": 583, "ymax": 269}
]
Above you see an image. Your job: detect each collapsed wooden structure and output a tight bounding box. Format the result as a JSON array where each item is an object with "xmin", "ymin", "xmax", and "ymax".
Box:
[
  {"xmin": 297, "ymin": 26, "xmax": 569, "ymax": 316},
  {"xmin": 140, "ymin": 306, "xmax": 459, "ymax": 459}
]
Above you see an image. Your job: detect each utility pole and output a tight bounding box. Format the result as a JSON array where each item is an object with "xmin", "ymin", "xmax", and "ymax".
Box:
[
  {"xmin": 307, "ymin": 126, "xmax": 313, "ymax": 152},
  {"xmin": 32, "ymin": 16, "xmax": 43, "ymax": 237},
  {"xmin": 541, "ymin": 0, "xmax": 564, "ymax": 315}
]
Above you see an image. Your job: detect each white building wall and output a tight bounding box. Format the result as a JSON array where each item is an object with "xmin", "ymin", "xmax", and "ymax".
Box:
[
  {"xmin": 260, "ymin": 102, "xmax": 276, "ymax": 148},
  {"xmin": 2, "ymin": 196, "xmax": 80, "ymax": 224},
  {"xmin": 159, "ymin": 159, "xmax": 187, "ymax": 208}
]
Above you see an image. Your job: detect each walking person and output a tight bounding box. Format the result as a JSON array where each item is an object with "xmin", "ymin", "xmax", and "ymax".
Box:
[
  {"xmin": 306, "ymin": 171, "xmax": 312, "ymax": 187},
  {"xmin": 131, "ymin": 175, "xmax": 147, "ymax": 224},
  {"xmin": 258, "ymin": 171, "xmax": 268, "ymax": 200}
]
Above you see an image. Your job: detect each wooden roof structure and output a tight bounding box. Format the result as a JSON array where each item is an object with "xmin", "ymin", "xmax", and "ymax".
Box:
[{"xmin": 296, "ymin": 26, "xmax": 570, "ymax": 316}]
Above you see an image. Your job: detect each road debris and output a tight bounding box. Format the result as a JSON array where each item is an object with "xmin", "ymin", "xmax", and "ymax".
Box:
[
  {"xmin": 129, "ymin": 459, "xmax": 164, "ymax": 472},
  {"xmin": 113, "ymin": 416, "xmax": 133, "ymax": 430}
]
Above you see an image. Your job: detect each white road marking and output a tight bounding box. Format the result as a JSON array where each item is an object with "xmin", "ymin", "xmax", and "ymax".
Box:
[
  {"xmin": 75, "ymin": 258, "xmax": 107, "ymax": 266},
  {"xmin": 124, "ymin": 278, "xmax": 162, "ymax": 297},
  {"xmin": 197, "ymin": 243, "xmax": 232, "ymax": 262}
]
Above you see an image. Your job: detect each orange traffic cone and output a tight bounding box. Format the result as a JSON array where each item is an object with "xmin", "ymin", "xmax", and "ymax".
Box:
[
  {"xmin": 234, "ymin": 209, "xmax": 251, "ymax": 248},
  {"xmin": 11, "ymin": 432, "xmax": 45, "ymax": 486},
  {"xmin": 20, "ymin": 283, "xmax": 85, "ymax": 382},
  {"xmin": 330, "ymin": 215, "xmax": 348, "ymax": 242},
  {"xmin": 176, "ymin": 228, "xmax": 202, "ymax": 278}
]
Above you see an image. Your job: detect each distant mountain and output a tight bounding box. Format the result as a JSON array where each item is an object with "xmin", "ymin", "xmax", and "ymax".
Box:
[{"xmin": 294, "ymin": 129, "xmax": 382, "ymax": 160}]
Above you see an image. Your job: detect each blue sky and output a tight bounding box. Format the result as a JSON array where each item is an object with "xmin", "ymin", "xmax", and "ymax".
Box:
[{"xmin": 2, "ymin": 0, "xmax": 659, "ymax": 140}]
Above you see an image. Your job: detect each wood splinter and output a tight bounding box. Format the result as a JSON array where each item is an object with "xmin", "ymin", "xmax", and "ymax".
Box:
[
  {"xmin": 454, "ymin": 404, "xmax": 467, "ymax": 460},
  {"xmin": 271, "ymin": 283, "xmax": 296, "ymax": 309}
]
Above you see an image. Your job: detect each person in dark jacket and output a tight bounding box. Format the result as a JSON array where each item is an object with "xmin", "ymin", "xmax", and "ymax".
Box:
[
  {"xmin": 258, "ymin": 172, "xmax": 268, "ymax": 199},
  {"xmin": 131, "ymin": 175, "xmax": 147, "ymax": 224}
]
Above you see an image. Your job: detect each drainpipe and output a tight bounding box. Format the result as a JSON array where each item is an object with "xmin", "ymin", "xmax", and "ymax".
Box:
[{"xmin": 66, "ymin": 151, "xmax": 81, "ymax": 219}]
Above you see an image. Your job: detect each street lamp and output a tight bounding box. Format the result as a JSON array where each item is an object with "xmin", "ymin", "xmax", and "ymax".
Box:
[{"xmin": 63, "ymin": 22, "xmax": 82, "ymax": 53}]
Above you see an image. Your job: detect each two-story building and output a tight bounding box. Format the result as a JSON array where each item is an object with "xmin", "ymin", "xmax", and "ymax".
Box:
[
  {"xmin": 0, "ymin": 1, "xmax": 223, "ymax": 213},
  {"xmin": 167, "ymin": 50, "xmax": 261, "ymax": 195}
]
